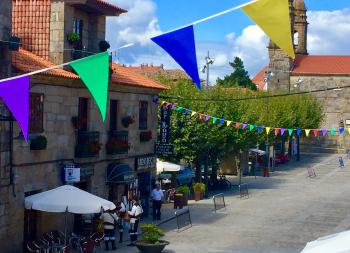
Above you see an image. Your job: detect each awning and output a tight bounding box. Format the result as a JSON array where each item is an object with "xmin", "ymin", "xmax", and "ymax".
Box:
[
  {"xmin": 249, "ymin": 148, "xmax": 266, "ymax": 156},
  {"xmin": 106, "ymin": 163, "xmax": 135, "ymax": 184},
  {"xmin": 156, "ymin": 159, "xmax": 185, "ymax": 173}
]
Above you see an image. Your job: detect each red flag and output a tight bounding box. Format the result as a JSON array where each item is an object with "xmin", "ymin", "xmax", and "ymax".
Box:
[
  {"xmin": 313, "ymin": 129, "xmax": 319, "ymax": 137},
  {"xmin": 235, "ymin": 122, "xmax": 241, "ymax": 129},
  {"xmin": 274, "ymin": 128, "xmax": 280, "ymax": 136}
]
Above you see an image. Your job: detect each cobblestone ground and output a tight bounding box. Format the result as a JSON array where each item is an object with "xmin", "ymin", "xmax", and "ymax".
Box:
[{"xmin": 102, "ymin": 153, "xmax": 350, "ymax": 253}]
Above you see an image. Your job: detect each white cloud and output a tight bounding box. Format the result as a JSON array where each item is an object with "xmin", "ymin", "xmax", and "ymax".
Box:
[{"xmin": 307, "ymin": 8, "xmax": 350, "ymax": 55}]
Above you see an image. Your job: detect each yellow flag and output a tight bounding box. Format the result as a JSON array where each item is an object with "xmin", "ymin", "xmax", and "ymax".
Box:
[
  {"xmin": 266, "ymin": 127, "xmax": 271, "ymax": 134},
  {"xmin": 227, "ymin": 121, "xmax": 232, "ymax": 127},
  {"xmin": 191, "ymin": 111, "xmax": 197, "ymax": 117},
  {"xmin": 161, "ymin": 101, "xmax": 166, "ymax": 106},
  {"xmin": 241, "ymin": 0, "xmax": 295, "ymax": 59},
  {"xmin": 305, "ymin": 129, "xmax": 310, "ymax": 137},
  {"xmin": 348, "ymin": 128, "xmax": 350, "ymax": 135}
]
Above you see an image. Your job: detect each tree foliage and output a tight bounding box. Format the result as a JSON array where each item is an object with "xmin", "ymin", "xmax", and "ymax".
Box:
[
  {"xmin": 159, "ymin": 79, "xmax": 324, "ymax": 179},
  {"xmin": 217, "ymin": 57, "xmax": 257, "ymax": 90}
]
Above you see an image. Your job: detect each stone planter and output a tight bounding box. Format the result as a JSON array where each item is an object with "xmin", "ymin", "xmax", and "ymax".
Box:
[
  {"xmin": 135, "ymin": 240, "xmax": 170, "ymax": 253},
  {"xmin": 194, "ymin": 190, "xmax": 202, "ymax": 201}
]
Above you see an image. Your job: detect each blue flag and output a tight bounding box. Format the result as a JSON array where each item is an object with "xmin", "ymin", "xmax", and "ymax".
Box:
[{"xmin": 151, "ymin": 25, "xmax": 201, "ymax": 89}]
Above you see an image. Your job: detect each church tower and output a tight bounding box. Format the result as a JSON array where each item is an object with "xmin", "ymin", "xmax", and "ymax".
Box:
[
  {"xmin": 267, "ymin": 0, "xmax": 295, "ymax": 91},
  {"xmin": 293, "ymin": 0, "xmax": 308, "ymax": 55}
]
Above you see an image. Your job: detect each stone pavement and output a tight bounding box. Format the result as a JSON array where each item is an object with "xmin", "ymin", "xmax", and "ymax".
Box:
[{"xmin": 100, "ymin": 153, "xmax": 350, "ymax": 253}]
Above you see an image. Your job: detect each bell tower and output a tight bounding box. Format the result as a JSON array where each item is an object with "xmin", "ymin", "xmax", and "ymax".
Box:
[
  {"xmin": 293, "ymin": 0, "xmax": 308, "ymax": 55},
  {"xmin": 267, "ymin": 0, "xmax": 294, "ymax": 91}
]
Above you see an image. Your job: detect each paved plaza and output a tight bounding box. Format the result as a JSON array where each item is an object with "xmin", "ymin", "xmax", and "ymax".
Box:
[{"xmin": 105, "ymin": 153, "xmax": 350, "ymax": 253}]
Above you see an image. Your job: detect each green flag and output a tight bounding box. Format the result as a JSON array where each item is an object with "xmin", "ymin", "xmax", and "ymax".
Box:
[
  {"xmin": 176, "ymin": 106, "xmax": 184, "ymax": 111},
  {"xmin": 330, "ymin": 128, "xmax": 335, "ymax": 136},
  {"xmin": 249, "ymin": 124, "xmax": 255, "ymax": 131},
  {"xmin": 212, "ymin": 117, "xmax": 218, "ymax": 124},
  {"xmin": 70, "ymin": 52, "xmax": 109, "ymax": 121},
  {"xmin": 288, "ymin": 129, "xmax": 294, "ymax": 136}
]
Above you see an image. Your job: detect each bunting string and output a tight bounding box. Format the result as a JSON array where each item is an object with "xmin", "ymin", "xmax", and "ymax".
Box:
[{"xmin": 162, "ymin": 101, "xmax": 345, "ymax": 137}]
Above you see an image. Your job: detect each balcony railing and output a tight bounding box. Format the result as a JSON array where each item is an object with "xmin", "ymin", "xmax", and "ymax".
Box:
[
  {"xmin": 75, "ymin": 131, "xmax": 101, "ymax": 158},
  {"xmin": 106, "ymin": 131, "xmax": 129, "ymax": 155}
]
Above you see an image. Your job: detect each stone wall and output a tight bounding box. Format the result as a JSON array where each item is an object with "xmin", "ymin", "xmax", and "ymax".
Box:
[{"xmin": 0, "ymin": 0, "xmax": 11, "ymax": 79}]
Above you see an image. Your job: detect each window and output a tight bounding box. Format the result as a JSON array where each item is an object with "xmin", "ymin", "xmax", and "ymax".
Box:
[
  {"xmin": 29, "ymin": 93, "xmax": 44, "ymax": 134},
  {"xmin": 109, "ymin": 100, "xmax": 118, "ymax": 131},
  {"xmin": 139, "ymin": 101, "xmax": 148, "ymax": 130},
  {"xmin": 73, "ymin": 18, "xmax": 83, "ymax": 38},
  {"xmin": 78, "ymin": 97, "xmax": 89, "ymax": 132}
]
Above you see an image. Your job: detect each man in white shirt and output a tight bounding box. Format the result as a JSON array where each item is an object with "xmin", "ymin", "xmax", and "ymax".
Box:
[
  {"xmin": 100, "ymin": 210, "xmax": 118, "ymax": 251},
  {"xmin": 150, "ymin": 181, "xmax": 164, "ymax": 221},
  {"xmin": 127, "ymin": 196, "xmax": 143, "ymax": 246}
]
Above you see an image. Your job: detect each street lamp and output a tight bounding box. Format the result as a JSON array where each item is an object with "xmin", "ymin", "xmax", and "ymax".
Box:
[
  {"xmin": 263, "ymin": 71, "xmax": 274, "ymax": 91},
  {"xmin": 201, "ymin": 51, "xmax": 215, "ymax": 89},
  {"xmin": 263, "ymin": 71, "xmax": 274, "ymax": 171}
]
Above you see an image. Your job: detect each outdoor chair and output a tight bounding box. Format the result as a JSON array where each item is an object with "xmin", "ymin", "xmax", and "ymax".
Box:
[
  {"xmin": 80, "ymin": 239, "xmax": 96, "ymax": 253},
  {"xmin": 61, "ymin": 245, "xmax": 70, "ymax": 253},
  {"xmin": 51, "ymin": 230, "xmax": 65, "ymax": 244}
]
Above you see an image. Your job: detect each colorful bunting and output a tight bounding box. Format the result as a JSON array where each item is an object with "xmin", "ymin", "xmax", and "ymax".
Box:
[
  {"xmin": 70, "ymin": 52, "xmax": 109, "ymax": 121},
  {"xmin": 212, "ymin": 117, "xmax": 218, "ymax": 124},
  {"xmin": 339, "ymin": 128, "xmax": 344, "ymax": 135},
  {"xmin": 330, "ymin": 128, "xmax": 335, "ymax": 136},
  {"xmin": 151, "ymin": 25, "xmax": 201, "ymax": 89},
  {"xmin": 257, "ymin": 126, "xmax": 263, "ymax": 134},
  {"xmin": 242, "ymin": 124, "xmax": 248, "ymax": 130},
  {"xmin": 288, "ymin": 129, "xmax": 294, "ymax": 136},
  {"xmin": 313, "ymin": 129, "xmax": 319, "ymax": 137},
  {"xmin": 274, "ymin": 128, "xmax": 279, "ymax": 136},
  {"xmin": 235, "ymin": 122, "xmax": 241, "ymax": 129},
  {"xmin": 205, "ymin": 115, "xmax": 211, "ymax": 122},
  {"xmin": 241, "ymin": 0, "xmax": 295, "ymax": 59},
  {"xmin": 161, "ymin": 101, "xmax": 166, "ymax": 106},
  {"xmin": 322, "ymin": 129, "xmax": 327, "ymax": 136},
  {"xmin": 176, "ymin": 106, "xmax": 183, "ymax": 111},
  {"xmin": 305, "ymin": 129, "xmax": 311, "ymax": 137},
  {"xmin": 219, "ymin": 119, "xmax": 225, "ymax": 125},
  {"xmin": 227, "ymin": 121, "xmax": 232, "ymax": 127},
  {"xmin": 297, "ymin": 129, "xmax": 302, "ymax": 136},
  {"xmin": 348, "ymin": 128, "xmax": 350, "ymax": 135},
  {"xmin": 249, "ymin": 124, "xmax": 255, "ymax": 131},
  {"xmin": 0, "ymin": 76, "xmax": 30, "ymax": 142},
  {"xmin": 184, "ymin": 109, "xmax": 190, "ymax": 114},
  {"xmin": 191, "ymin": 111, "xmax": 197, "ymax": 117},
  {"xmin": 198, "ymin": 113, "xmax": 204, "ymax": 121},
  {"xmin": 266, "ymin": 127, "xmax": 271, "ymax": 134},
  {"xmin": 280, "ymin": 128, "xmax": 286, "ymax": 136}
]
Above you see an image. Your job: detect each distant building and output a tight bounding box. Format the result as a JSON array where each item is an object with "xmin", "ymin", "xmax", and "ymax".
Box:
[{"xmin": 252, "ymin": 0, "xmax": 350, "ymax": 153}]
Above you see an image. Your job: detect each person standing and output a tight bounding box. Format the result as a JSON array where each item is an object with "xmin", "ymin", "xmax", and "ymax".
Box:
[
  {"xmin": 150, "ymin": 181, "xmax": 164, "ymax": 221},
  {"xmin": 100, "ymin": 209, "xmax": 118, "ymax": 251},
  {"xmin": 127, "ymin": 196, "xmax": 143, "ymax": 246},
  {"xmin": 115, "ymin": 200, "xmax": 126, "ymax": 243}
]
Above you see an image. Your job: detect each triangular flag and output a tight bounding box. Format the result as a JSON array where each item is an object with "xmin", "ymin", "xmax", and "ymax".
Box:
[
  {"xmin": 227, "ymin": 121, "xmax": 232, "ymax": 127},
  {"xmin": 191, "ymin": 111, "xmax": 197, "ymax": 117},
  {"xmin": 198, "ymin": 113, "xmax": 204, "ymax": 121},
  {"xmin": 249, "ymin": 125, "xmax": 255, "ymax": 131},
  {"xmin": 266, "ymin": 127, "xmax": 271, "ymax": 134},
  {"xmin": 339, "ymin": 128, "xmax": 344, "ymax": 135},
  {"xmin": 70, "ymin": 52, "xmax": 109, "ymax": 121},
  {"xmin": 235, "ymin": 122, "xmax": 241, "ymax": 129},
  {"xmin": 274, "ymin": 128, "xmax": 279, "ymax": 136},
  {"xmin": 0, "ymin": 76, "xmax": 29, "ymax": 142},
  {"xmin": 348, "ymin": 128, "xmax": 350, "ymax": 135},
  {"xmin": 205, "ymin": 115, "xmax": 211, "ymax": 122},
  {"xmin": 184, "ymin": 109, "xmax": 190, "ymax": 114},
  {"xmin": 280, "ymin": 128, "xmax": 286, "ymax": 136},
  {"xmin": 219, "ymin": 119, "xmax": 225, "ymax": 125},
  {"xmin": 305, "ymin": 129, "xmax": 311, "ymax": 137},
  {"xmin": 151, "ymin": 25, "xmax": 201, "ymax": 89},
  {"xmin": 322, "ymin": 129, "xmax": 327, "ymax": 136},
  {"xmin": 313, "ymin": 129, "xmax": 319, "ymax": 137},
  {"xmin": 257, "ymin": 126, "xmax": 263, "ymax": 134},
  {"xmin": 242, "ymin": 124, "xmax": 248, "ymax": 130},
  {"xmin": 176, "ymin": 106, "xmax": 183, "ymax": 111},
  {"xmin": 241, "ymin": 0, "xmax": 295, "ymax": 59},
  {"xmin": 288, "ymin": 129, "xmax": 294, "ymax": 136},
  {"xmin": 212, "ymin": 117, "xmax": 218, "ymax": 124},
  {"xmin": 297, "ymin": 129, "xmax": 302, "ymax": 136},
  {"xmin": 330, "ymin": 128, "xmax": 335, "ymax": 136}
]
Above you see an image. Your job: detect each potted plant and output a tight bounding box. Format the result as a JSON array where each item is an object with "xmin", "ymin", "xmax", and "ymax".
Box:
[
  {"xmin": 106, "ymin": 137, "xmax": 130, "ymax": 155},
  {"xmin": 176, "ymin": 186, "xmax": 190, "ymax": 206},
  {"xmin": 173, "ymin": 193, "xmax": 184, "ymax": 209},
  {"xmin": 193, "ymin": 183, "xmax": 205, "ymax": 201},
  {"xmin": 30, "ymin": 135, "xmax": 47, "ymax": 150},
  {"xmin": 140, "ymin": 130, "xmax": 152, "ymax": 142},
  {"xmin": 99, "ymin": 40, "xmax": 110, "ymax": 52},
  {"xmin": 135, "ymin": 224, "xmax": 169, "ymax": 253},
  {"xmin": 67, "ymin": 32, "xmax": 80, "ymax": 44},
  {"xmin": 121, "ymin": 116, "xmax": 135, "ymax": 128}
]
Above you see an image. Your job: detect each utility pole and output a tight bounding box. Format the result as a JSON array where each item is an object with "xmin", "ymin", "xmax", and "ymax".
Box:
[
  {"xmin": 264, "ymin": 71, "xmax": 274, "ymax": 172},
  {"xmin": 201, "ymin": 51, "xmax": 215, "ymax": 90}
]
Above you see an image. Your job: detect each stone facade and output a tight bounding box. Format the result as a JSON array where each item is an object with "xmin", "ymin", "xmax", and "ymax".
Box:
[{"xmin": 0, "ymin": 0, "xmax": 12, "ymax": 79}]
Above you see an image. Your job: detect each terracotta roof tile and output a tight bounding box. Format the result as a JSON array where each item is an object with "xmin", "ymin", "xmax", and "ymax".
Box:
[
  {"xmin": 111, "ymin": 63, "xmax": 168, "ymax": 90},
  {"xmin": 12, "ymin": 48, "xmax": 79, "ymax": 79},
  {"xmin": 292, "ymin": 55, "xmax": 350, "ymax": 75},
  {"xmin": 96, "ymin": 0, "xmax": 127, "ymax": 13},
  {"xmin": 252, "ymin": 66, "xmax": 268, "ymax": 90}
]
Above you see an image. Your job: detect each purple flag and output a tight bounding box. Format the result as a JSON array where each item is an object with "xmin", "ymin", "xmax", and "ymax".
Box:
[
  {"xmin": 242, "ymin": 124, "xmax": 248, "ymax": 130},
  {"xmin": 151, "ymin": 26, "xmax": 201, "ymax": 89},
  {"xmin": 0, "ymin": 76, "xmax": 29, "ymax": 142},
  {"xmin": 280, "ymin": 128, "xmax": 286, "ymax": 136},
  {"xmin": 204, "ymin": 115, "xmax": 211, "ymax": 122},
  {"xmin": 322, "ymin": 129, "xmax": 327, "ymax": 136}
]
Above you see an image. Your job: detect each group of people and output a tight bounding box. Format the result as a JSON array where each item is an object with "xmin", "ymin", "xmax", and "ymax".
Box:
[{"xmin": 100, "ymin": 195, "xmax": 143, "ymax": 250}]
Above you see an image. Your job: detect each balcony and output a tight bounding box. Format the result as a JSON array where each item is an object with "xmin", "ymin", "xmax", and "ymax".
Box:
[
  {"xmin": 75, "ymin": 131, "xmax": 101, "ymax": 158},
  {"xmin": 106, "ymin": 131, "xmax": 129, "ymax": 155}
]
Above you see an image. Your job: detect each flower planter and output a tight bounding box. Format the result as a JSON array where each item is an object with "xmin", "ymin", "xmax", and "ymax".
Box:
[
  {"xmin": 140, "ymin": 130, "xmax": 152, "ymax": 142},
  {"xmin": 30, "ymin": 136, "xmax": 47, "ymax": 151},
  {"xmin": 194, "ymin": 190, "xmax": 202, "ymax": 201},
  {"xmin": 122, "ymin": 116, "xmax": 135, "ymax": 128},
  {"xmin": 174, "ymin": 194, "xmax": 183, "ymax": 209},
  {"xmin": 135, "ymin": 240, "xmax": 170, "ymax": 253}
]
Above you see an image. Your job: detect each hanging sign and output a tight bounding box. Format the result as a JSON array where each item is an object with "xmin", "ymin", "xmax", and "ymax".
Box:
[
  {"xmin": 160, "ymin": 106, "xmax": 171, "ymax": 143},
  {"xmin": 156, "ymin": 144, "xmax": 174, "ymax": 156},
  {"xmin": 64, "ymin": 165, "xmax": 80, "ymax": 183}
]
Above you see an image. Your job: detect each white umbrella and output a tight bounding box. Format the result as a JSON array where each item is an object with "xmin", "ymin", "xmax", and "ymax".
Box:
[
  {"xmin": 157, "ymin": 159, "xmax": 185, "ymax": 173},
  {"xmin": 301, "ymin": 230, "xmax": 350, "ymax": 253},
  {"xmin": 25, "ymin": 185, "xmax": 115, "ymax": 214}
]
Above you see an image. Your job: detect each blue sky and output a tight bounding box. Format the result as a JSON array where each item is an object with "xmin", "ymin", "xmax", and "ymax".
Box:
[{"xmin": 106, "ymin": 0, "xmax": 350, "ymax": 82}]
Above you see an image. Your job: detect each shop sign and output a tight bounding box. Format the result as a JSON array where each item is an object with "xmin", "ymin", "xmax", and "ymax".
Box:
[
  {"xmin": 136, "ymin": 156, "xmax": 156, "ymax": 171},
  {"xmin": 160, "ymin": 107, "xmax": 171, "ymax": 143},
  {"xmin": 64, "ymin": 165, "xmax": 80, "ymax": 183},
  {"xmin": 156, "ymin": 144, "xmax": 174, "ymax": 156}
]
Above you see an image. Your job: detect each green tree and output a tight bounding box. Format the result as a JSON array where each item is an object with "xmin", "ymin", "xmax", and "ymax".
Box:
[{"xmin": 217, "ymin": 57, "xmax": 257, "ymax": 90}]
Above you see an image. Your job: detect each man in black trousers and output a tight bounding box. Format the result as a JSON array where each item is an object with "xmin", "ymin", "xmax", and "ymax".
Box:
[{"xmin": 150, "ymin": 181, "xmax": 164, "ymax": 221}]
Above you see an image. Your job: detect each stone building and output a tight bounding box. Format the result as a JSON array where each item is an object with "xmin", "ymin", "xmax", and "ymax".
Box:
[
  {"xmin": 253, "ymin": 0, "xmax": 350, "ymax": 153},
  {"xmin": 0, "ymin": 1, "xmax": 167, "ymax": 252}
]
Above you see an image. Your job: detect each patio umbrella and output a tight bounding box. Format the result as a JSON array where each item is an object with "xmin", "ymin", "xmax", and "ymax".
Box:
[
  {"xmin": 25, "ymin": 185, "xmax": 116, "ymax": 243},
  {"xmin": 300, "ymin": 230, "xmax": 350, "ymax": 253}
]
